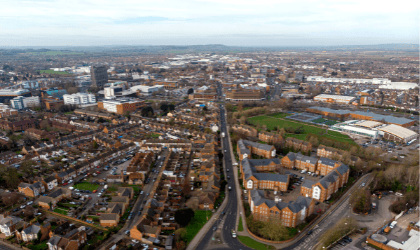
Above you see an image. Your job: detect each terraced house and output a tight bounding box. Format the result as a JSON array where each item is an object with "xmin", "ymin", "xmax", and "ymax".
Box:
[
  {"xmin": 300, "ymin": 164, "xmax": 350, "ymax": 202},
  {"xmin": 249, "ymin": 190, "xmax": 315, "ymax": 227},
  {"xmin": 237, "ymin": 139, "xmax": 276, "ymax": 161},
  {"xmin": 241, "ymin": 158, "xmax": 289, "ymax": 191},
  {"xmin": 18, "ymin": 181, "xmax": 45, "ymax": 197}
]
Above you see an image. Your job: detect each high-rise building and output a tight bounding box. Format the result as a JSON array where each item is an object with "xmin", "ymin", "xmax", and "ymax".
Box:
[{"xmin": 91, "ymin": 66, "xmax": 108, "ymax": 88}]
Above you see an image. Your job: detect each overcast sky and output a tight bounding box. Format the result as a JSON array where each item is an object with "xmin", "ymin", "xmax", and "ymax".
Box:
[{"xmin": 1, "ymin": 0, "xmax": 419, "ymax": 46}]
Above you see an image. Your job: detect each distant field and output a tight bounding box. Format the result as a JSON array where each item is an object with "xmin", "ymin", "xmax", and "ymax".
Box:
[
  {"xmin": 29, "ymin": 51, "xmax": 84, "ymax": 56},
  {"xmin": 268, "ymin": 112, "xmax": 292, "ymax": 119},
  {"xmin": 39, "ymin": 70, "xmax": 71, "ymax": 75},
  {"xmin": 248, "ymin": 115, "xmax": 355, "ymax": 144}
]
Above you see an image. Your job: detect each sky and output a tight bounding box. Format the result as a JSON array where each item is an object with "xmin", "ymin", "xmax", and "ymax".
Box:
[{"xmin": 0, "ymin": 0, "xmax": 419, "ymax": 47}]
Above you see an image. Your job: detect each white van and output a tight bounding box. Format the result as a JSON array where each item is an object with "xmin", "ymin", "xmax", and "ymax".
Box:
[
  {"xmin": 390, "ymin": 221, "xmax": 397, "ymax": 229},
  {"xmin": 104, "ymin": 185, "xmax": 108, "ymax": 189}
]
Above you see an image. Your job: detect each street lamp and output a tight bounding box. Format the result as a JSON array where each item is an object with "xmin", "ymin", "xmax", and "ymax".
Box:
[{"xmin": 205, "ymin": 203, "xmax": 209, "ymax": 221}]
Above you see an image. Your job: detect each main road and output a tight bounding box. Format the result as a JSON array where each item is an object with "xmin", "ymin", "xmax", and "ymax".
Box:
[{"xmin": 194, "ymin": 105, "xmax": 253, "ymax": 250}]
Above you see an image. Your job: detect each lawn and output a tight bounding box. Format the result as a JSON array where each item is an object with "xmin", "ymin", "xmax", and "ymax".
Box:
[
  {"xmin": 238, "ymin": 217, "xmax": 244, "ymax": 231},
  {"xmin": 312, "ymin": 118, "xmax": 326, "ymax": 123},
  {"xmin": 53, "ymin": 208, "xmax": 68, "ymax": 215},
  {"xmin": 150, "ymin": 133, "xmax": 161, "ymax": 138},
  {"xmin": 247, "ymin": 115, "xmax": 355, "ymax": 144},
  {"xmin": 237, "ymin": 236, "xmax": 272, "ymax": 250},
  {"xmin": 268, "ymin": 112, "xmax": 292, "ymax": 119},
  {"xmin": 73, "ymin": 182, "xmax": 99, "ymax": 192},
  {"xmin": 38, "ymin": 69, "xmax": 71, "ymax": 75},
  {"xmin": 184, "ymin": 210, "xmax": 213, "ymax": 244},
  {"xmin": 28, "ymin": 241, "xmax": 48, "ymax": 250}
]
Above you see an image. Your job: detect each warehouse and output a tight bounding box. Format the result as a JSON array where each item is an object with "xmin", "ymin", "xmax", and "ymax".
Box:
[
  {"xmin": 307, "ymin": 107, "xmax": 416, "ymax": 127},
  {"xmin": 314, "ymin": 94, "xmax": 356, "ymax": 104},
  {"xmin": 331, "ymin": 121, "xmax": 379, "ymax": 139},
  {"xmin": 378, "ymin": 124, "xmax": 418, "ymax": 144}
]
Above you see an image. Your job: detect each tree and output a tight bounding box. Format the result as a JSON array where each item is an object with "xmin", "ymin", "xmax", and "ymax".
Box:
[
  {"xmin": 20, "ymin": 160, "xmax": 36, "ymax": 176},
  {"xmin": 160, "ymin": 103, "xmax": 169, "ymax": 113},
  {"xmin": 279, "ymin": 128, "xmax": 286, "ymax": 137},
  {"xmin": 141, "ymin": 107, "xmax": 154, "ymax": 117},
  {"xmin": 187, "ymin": 88, "xmax": 194, "ymax": 95},
  {"xmin": 2, "ymin": 192, "xmax": 24, "ymax": 207},
  {"xmin": 350, "ymin": 188, "xmax": 371, "ymax": 214},
  {"xmin": 258, "ymin": 218, "xmax": 289, "ymax": 241},
  {"xmin": 174, "ymin": 208, "xmax": 195, "ymax": 227},
  {"xmin": 6, "ymin": 168, "xmax": 20, "ymax": 189}
]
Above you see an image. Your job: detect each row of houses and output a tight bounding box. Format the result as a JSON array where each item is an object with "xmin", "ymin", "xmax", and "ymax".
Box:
[{"xmin": 99, "ymin": 187, "xmax": 134, "ymax": 227}]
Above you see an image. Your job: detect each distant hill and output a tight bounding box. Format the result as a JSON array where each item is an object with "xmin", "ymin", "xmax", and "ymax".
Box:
[{"xmin": 0, "ymin": 43, "xmax": 418, "ymax": 56}]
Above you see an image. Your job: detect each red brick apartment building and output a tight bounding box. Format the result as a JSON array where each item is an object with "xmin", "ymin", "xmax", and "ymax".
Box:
[
  {"xmin": 285, "ymin": 137, "xmax": 312, "ymax": 153},
  {"xmin": 249, "ymin": 190, "xmax": 315, "ymax": 227},
  {"xmin": 241, "ymin": 158, "xmax": 289, "ymax": 192},
  {"xmin": 258, "ymin": 131, "xmax": 283, "ymax": 144},
  {"xmin": 237, "ymin": 139, "xmax": 276, "ymax": 161},
  {"xmin": 300, "ymin": 164, "xmax": 349, "ymax": 202},
  {"xmin": 232, "ymin": 124, "xmax": 258, "ymax": 137}
]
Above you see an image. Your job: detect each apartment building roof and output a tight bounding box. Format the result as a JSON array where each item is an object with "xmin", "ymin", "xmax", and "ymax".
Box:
[
  {"xmin": 250, "ymin": 190, "xmax": 312, "ymax": 213},
  {"xmin": 318, "ymin": 157, "xmax": 337, "ymax": 167}
]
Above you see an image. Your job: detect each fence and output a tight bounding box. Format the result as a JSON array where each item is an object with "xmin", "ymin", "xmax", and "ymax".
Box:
[
  {"xmin": 41, "ymin": 209, "xmax": 108, "ymax": 231},
  {"xmin": 0, "ymin": 238, "xmax": 31, "ymax": 250}
]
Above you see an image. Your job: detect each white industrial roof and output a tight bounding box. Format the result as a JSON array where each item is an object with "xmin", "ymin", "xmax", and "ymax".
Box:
[
  {"xmin": 333, "ymin": 124, "xmax": 378, "ymax": 137},
  {"xmin": 314, "ymin": 94, "xmax": 355, "ymax": 101},
  {"xmin": 378, "ymin": 124, "xmax": 418, "ymax": 139},
  {"xmin": 386, "ymin": 229, "xmax": 419, "ymax": 250},
  {"xmin": 355, "ymin": 121, "xmax": 383, "ymax": 128}
]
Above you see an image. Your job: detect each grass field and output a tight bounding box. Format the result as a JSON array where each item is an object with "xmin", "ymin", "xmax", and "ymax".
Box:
[
  {"xmin": 184, "ymin": 210, "xmax": 213, "ymax": 244},
  {"xmin": 248, "ymin": 115, "xmax": 355, "ymax": 144},
  {"xmin": 53, "ymin": 208, "xmax": 68, "ymax": 215},
  {"xmin": 38, "ymin": 70, "xmax": 71, "ymax": 75},
  {"xmin": 238, "ymin": 217, "xmax": 244, "ymax": 231},
  {"xmin": 237, "ymin": 236, "xmax": 272, "ymax": 250},
  {"xmin": 312, "ymin": 118, "xmax": 326, "ymax": 123},
  {"xmin": 268, "ymin": 112, "xmax": 292, "ymax": 119},
  {"xmin": 73, "ymin": 182, "xmax": 99, "ymax": 192}
]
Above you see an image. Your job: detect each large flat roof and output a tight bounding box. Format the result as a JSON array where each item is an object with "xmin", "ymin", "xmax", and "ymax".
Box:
[
  {"xmin": 308, "ymin": 107, "xmax": 414, "ymax": 125},
  {"xmin": 378, "ymin": 124, "xmax": 418, "ymax": 139}
]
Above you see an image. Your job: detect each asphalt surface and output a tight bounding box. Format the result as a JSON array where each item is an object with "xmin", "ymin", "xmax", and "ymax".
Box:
[{"xmin": 195, "ymin": 106, "xmax": 253, "ymax": 250}]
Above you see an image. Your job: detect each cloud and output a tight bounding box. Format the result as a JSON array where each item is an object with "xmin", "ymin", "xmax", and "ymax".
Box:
[
  {"xmin": 0, "ymin": 0, "xmax": 418, "ymax": 46},
  {"xmin": 114, "ymin": 17, "xmax": 170, "ymax": 24}
]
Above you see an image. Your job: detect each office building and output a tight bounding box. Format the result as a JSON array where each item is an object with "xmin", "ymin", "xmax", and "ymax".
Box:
[
  {"xmin": 63, "ymin": 93, "xmax": 96, "ymax": 105},
  {"xmin": 11, "ymin": 96, "xmax": 40, "ymax": 110},
  {"xmin": 91, "ymin": 66, "xmax": 108, "ymax": 88},
  {"xmin": 98, "ymin": 98, "xmax": 145, "ymax": 114},
  {"xmin": 130, "ymin": 85, "xmax": 164, "ymax": 96}
]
